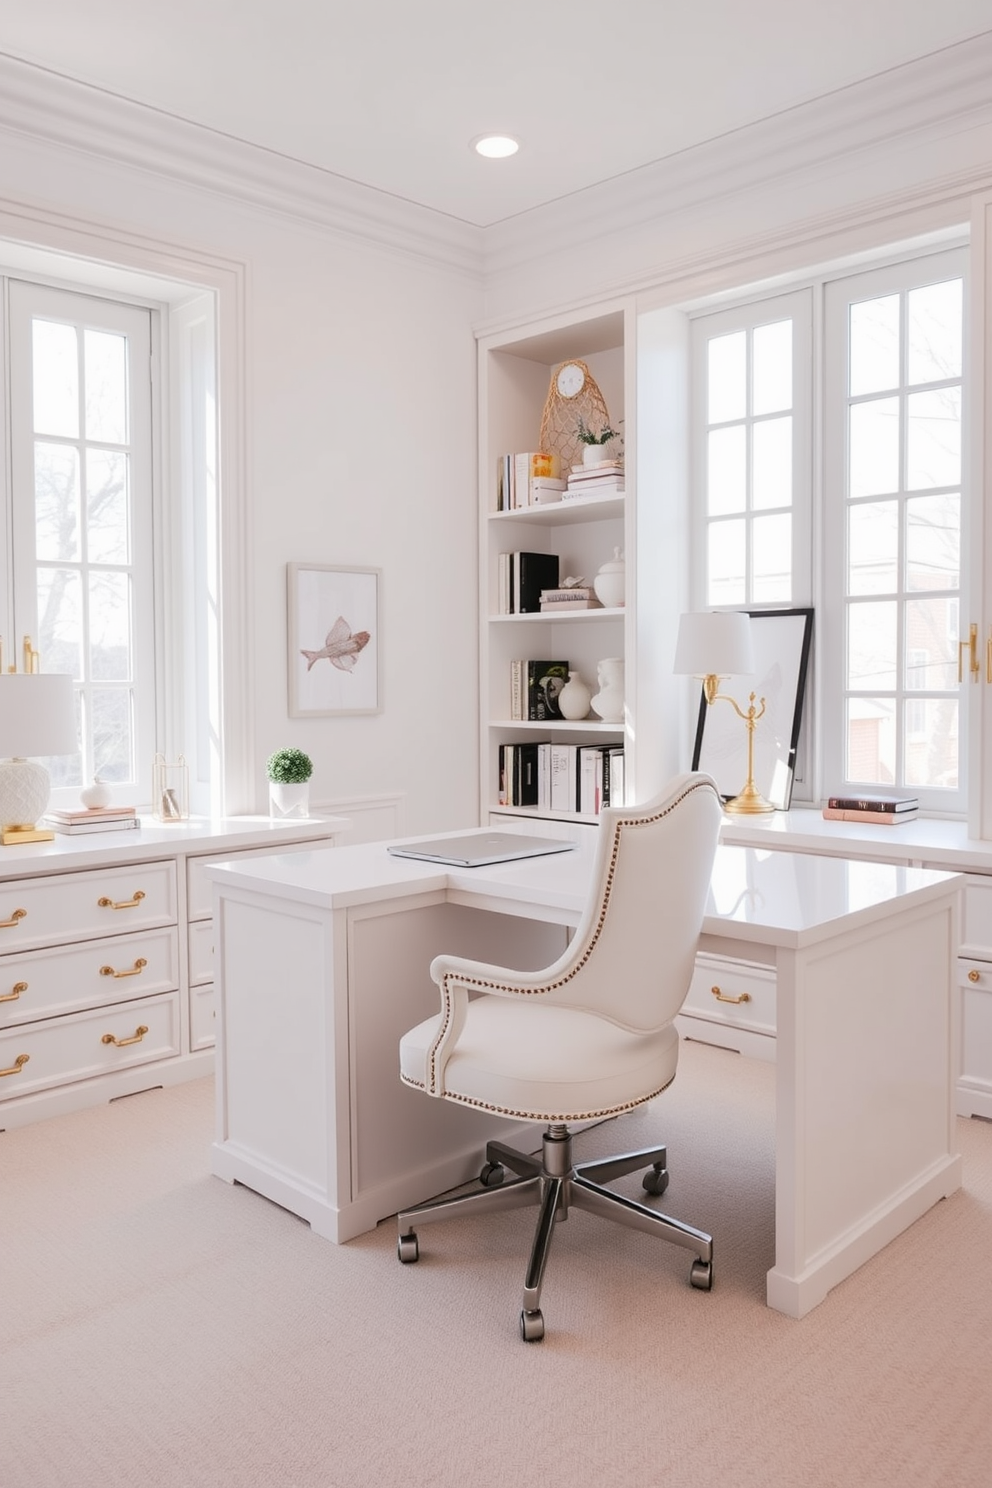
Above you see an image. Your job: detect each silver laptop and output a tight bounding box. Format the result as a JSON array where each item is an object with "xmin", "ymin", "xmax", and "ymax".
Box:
[{"xmin": 387, "ymin": 831, "xmax": 578, "ymax": 868}]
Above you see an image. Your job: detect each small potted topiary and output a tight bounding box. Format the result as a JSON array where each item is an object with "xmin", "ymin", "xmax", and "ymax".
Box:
[{"xmin": 266, "ymin": 747, "xmax": 313, "ymax": 820}]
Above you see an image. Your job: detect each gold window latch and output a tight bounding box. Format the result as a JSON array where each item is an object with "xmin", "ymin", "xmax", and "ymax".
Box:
[{"xmin": 959, "ymin": 623, "xmax": 979, "ymax": 683}]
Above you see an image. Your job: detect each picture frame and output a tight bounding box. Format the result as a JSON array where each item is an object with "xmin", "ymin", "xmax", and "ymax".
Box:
[
  {"xmin": 690, "ymin": 608, "xmax": 813, "ymax": 810},
  {"xmin": 288, "ymin": 563, "xmax": 381, "ymax": 717}
]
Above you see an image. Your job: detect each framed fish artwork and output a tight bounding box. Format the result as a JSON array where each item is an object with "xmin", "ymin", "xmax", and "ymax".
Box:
[{"xmin": 288, "ymin": 563, "xmax": 381, "ymax": 716}]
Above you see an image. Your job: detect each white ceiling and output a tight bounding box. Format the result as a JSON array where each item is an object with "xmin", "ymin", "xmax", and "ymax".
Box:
[{"xmin": 2, "ymin": 1, "xmax": 991, "ymax": 228}]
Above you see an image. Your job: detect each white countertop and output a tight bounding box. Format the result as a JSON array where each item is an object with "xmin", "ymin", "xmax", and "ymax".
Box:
[
  {"xmin": 719, "ymin": 808, "xmax": 992, "ymax": 872},
  {"xmin": 0, "ymin": 814, "xmax": 349, "ymax": 882},
  {"xmin": 207, "ymin": 828, "xmax": 960, "ymax": 952}
]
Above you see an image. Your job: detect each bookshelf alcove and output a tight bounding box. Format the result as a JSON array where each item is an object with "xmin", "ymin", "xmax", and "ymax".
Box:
[{"xmin": 479, "ymin": 308, "xmax": 631, "ymax": 826}]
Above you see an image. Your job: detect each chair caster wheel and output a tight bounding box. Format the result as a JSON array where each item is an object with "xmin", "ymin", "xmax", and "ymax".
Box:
[
  {"xmin": 520, "ymin": 1308, "xmax": 545, "ymax": 1342},
  {"xmin": 642, "ymin": 1164, "xmax": 669, "ymax": 1197},
  {"xmin": 398, "ymin": 1232, "xmax": 419, "ymax": 1264},
  {"xmin": 690, "ymin": 1258, "xmax": 712, "ymax": 1291},
  {"xmin": 479, "ymin": 1161, "xmax": 505, "ymax": 1188}
]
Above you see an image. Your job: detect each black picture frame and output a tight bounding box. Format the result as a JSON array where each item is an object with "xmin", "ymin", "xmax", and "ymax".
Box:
[{"xmin": 690, "ymin": 608, "xmax": 814, "ymax": 810}]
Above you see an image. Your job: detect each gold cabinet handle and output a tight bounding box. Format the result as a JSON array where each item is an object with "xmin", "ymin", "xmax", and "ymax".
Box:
[
  {"xmin": 968, "ymin": 969, "xmax": 981, "ymax": 983},
  {"xmin": 97, "ymin": 890, "xmax": 146, "ymax": 911},
  {"xmin": 1, "ymin": 981, "xmax": 27, "ymax": 1004},
  {"xmin": 0, "ymin": 1053, "xmax": 29, "ymax": 1078},
  {"xmin": 958, "ymin": 623, "xmax": 979, "ymax": 682},
  {"xmin": 1, "ymin": 908, "xmax": 27, "ymax": 930},
  {"xmin": 101, "ymin": 1024, "xmax": 149, "ymax": 1048},
  {"xmin": 711, "ymin": 984, "xmax": 752, "ymax": 1005},
  {"xmin": 100, "ymin": 958, "xmax": 147, "ymax": 979}
]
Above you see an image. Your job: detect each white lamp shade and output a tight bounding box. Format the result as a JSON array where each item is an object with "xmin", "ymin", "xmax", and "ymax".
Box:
[
  {"xmin": 0, "ymin": 673, "xmax": 78, "ymax": 758},
  {"xmin": 674, "ymin": 611, "xmax": 754, "ymax": 677}
]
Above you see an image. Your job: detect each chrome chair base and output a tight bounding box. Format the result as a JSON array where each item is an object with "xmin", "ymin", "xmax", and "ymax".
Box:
[{"xmin": 396, "ymin": 1123, "xmax": 713, "ymax": 1341}]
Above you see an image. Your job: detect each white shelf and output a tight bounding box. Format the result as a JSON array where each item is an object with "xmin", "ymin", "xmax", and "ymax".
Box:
[
  {"xmin": 491, "ymin": 718, "xmax": 623, "ymax": 732},
  {"xmin": 489, "ymin": 494, "xmax": 624, "ymax": 526},
  {"xmin": 490, "ymin": 608, "xmax": 624, "ymax": 623}
]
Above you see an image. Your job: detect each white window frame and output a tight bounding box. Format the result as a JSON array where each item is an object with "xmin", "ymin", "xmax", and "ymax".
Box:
[{"xmin": 821, "ymin": 246, "xmax": 967, "ymax": 813}]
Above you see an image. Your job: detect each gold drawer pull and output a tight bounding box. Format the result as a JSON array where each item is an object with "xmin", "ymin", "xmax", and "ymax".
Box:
[
  {"xmin": 1, "ymin": 981, "xmax": 27, "ymax": 1004},
  {"xmin": 1, "ymin": 908, "xmax": 27, "ymax": 930},
  {"xmin": 0, "ymin": 1053, "xmax": 29, "ymax": 1078},
  {"xmin": 100, "ymin": 958, "xmax": 148, "ymax": 979},
  {"xmin": 711, "ymin": 984, "xmax": 752, "ymax": 1006},
  {"xmin": 968, "ymin": 969, "xmax": 981, "ymax": 983},
  {"xmin": 98, "ymin": 890, "xmax": 146, "ymax": 911},
  {"xmin": 101, "ymin": 1024, "xmax": 149, "ymax": 1048}
]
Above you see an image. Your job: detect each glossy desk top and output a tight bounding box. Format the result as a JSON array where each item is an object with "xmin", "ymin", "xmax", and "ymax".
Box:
[{"xmin": 207, "ymin": 828, "xmax": 960, "ymax": 951}]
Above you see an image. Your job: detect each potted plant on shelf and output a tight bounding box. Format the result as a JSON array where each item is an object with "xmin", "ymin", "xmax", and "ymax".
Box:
[
  {"xmin": 266, "ymin": 747, "xmax": 313, "ymax": 820},
  {"xmin": 576, "ymin": 417, "xmax": 624, "ymax": 466}
]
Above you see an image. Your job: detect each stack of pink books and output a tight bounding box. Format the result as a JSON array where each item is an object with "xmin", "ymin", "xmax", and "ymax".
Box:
[{"xmin": 44, "ymin": 805, "xmax": 140, "ymax": 835}]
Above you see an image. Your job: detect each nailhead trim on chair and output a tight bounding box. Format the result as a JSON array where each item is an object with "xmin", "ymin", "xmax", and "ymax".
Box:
[
  {"xmin": 399, "ymin": 1069, "xmax": 677, "ymax": 1123},
  {"xmin": 425, "ymin": 777, "xmax": 721, "ymax": 1094}
]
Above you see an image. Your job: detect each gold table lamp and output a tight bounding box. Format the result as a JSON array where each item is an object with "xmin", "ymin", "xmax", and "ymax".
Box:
[
  {"xmin": 0, "ymin": 640, "xmax": 79, "ymax": 845},
  {"xmin": 674, "ymin": 611, "xmax": 775, "ymax": 815}
]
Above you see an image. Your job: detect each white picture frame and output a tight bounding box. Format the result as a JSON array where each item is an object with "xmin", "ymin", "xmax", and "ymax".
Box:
[
  {"xmin": 691, "ymin": 608, "xmax": 813, "ymax": 810},
  {"xmin": 288, "ymin": 563, "xmax": 381, "ymax": 717}
]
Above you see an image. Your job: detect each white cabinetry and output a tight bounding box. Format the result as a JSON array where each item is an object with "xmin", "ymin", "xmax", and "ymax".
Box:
[
  {"xmin": 0, "ymin": 816, "xmax": 344, "ymax": 1128},
  {"xmin": 480, "ymin": 308, "xmax": 632, "ymax": 824}
]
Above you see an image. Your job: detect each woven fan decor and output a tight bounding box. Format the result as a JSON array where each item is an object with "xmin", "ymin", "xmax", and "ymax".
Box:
[{"xmin": 539, "ymin": 360, "xmax": 620, "ymax": 476}]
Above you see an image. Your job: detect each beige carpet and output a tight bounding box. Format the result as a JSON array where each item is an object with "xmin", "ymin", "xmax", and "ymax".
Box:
[{"xmin": 2, "ymin": 1040, "xmax": 990, "ymax": 1488}]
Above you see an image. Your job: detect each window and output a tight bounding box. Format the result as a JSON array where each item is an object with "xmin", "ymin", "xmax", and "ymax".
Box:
[
  {"xmin": 3, "ymin": 279, "xmax": 155, "ymax": 807},
  {"xmin": 690, "ymin": 246, "xmax": 966, "ymax": 812},
  {"xmin": 691, "ymin": 290, "xmax": 812, "ymax": 609}
]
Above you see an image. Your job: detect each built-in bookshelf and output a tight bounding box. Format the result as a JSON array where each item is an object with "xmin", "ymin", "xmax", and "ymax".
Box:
[{"xmin": 479, "ymin": 308, "xmax": 631, "ymax": 825}]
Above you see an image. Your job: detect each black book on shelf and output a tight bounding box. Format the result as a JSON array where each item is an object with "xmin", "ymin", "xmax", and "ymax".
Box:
[
  {"xmin": 527, "ymin": 660, "xmax": 569, "ymax": 720},
  {"xmin": 513, "ymin": 551, "xmax": 560, "ymax": 613}
]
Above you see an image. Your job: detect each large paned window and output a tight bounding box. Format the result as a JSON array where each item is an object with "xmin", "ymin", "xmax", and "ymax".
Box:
[
  {"xmin": 3, "ymin": 280, "xmax": 156, "ymax": 806},
  {"xmin": 690, "ymin": 246, "xmax": 966, "ymax": 812}
]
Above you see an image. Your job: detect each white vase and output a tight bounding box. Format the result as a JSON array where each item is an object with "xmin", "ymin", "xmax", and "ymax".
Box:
[
  {"xmin": 583, "ymin": 443, "xmax": 609, "ymax": 467},
  {"xmin": 593, "ymin": 549, "xmax": 625, "ymax": 608},
  {"xmin": 269, "ymin": 781, "xmax": 310, "ymax": 820},
  {"xmin": 590, "ymin": 658, "xmax": 625, "ymax": 723},
  {"xmin": 557, "ymin": 670, "xmax": 592, "ymax": 721},
  {"xmin": 81, "ymin": 777, "xmax": 113, "ymax": 810}
]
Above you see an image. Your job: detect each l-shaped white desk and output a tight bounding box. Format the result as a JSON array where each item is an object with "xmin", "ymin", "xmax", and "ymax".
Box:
[{"xmin": 207, "ymin": 833, "xmax": 961, "ymax": 1319}]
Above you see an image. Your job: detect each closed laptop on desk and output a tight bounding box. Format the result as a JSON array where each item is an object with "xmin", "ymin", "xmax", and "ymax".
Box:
[{"xmin": 387, "ymin": 832, "xmax": 577, "ymax": 868}]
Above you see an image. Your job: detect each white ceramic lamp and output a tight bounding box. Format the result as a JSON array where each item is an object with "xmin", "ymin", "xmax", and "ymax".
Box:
[
  {"xmin": 0, "ymin": 673, "xmax": 79, "ymax": 845},
  {"xmin": 674, "ymin": 611, "xmax": 774, "ymax": 815}
]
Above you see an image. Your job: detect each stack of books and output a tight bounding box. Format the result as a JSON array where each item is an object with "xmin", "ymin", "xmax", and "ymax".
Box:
[
  {"xmin": 44, "ymin": 804, "xmax": 140, "ymax": 835},
  {"xmin": 821, "ymin": 793, "xmax": 919, "ymax": 825},
  {"xmin": 539, "ymin": 585, "xmax": 599, "ymax": 613},
  {"xmin": 497, "ymin": 551, "xmax": 560, "ymax": 614},
  {"xmin": 509, "ymin": 659, "xmax": 569, "ymax": 720},
  {"xmin": 564, "ymin": 460, "xmax": 625, "ymax": 500},
  {"xmin": 498, "ymin": 742, "xmax": 625, "ymax": 815},
  {"xmin": 496, "ymin": 452, "xmax": 565, "ymax": 510}
]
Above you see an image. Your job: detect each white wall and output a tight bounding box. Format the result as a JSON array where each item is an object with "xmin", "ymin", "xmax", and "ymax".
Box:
[{"xmin": 0, "ymin": 70, "xmax": 485, "ymax": 837}]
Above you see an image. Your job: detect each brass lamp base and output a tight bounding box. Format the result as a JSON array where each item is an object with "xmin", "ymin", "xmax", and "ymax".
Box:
[
  {"xmin": 723, "ymin": 785, "xmax": 775, "ymax": 816},
  {"xmin": 1, "ymin": 824, "xmax": 55, "ymax": 845}
]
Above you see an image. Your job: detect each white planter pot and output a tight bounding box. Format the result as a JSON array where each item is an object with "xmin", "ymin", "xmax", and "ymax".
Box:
[{"xmin": 269, "ymin": 781, "xmax": 310, "ymax": 820}]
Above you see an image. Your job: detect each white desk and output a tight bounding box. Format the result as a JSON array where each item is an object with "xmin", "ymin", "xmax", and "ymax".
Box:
[{"xmin": 207, "ymin": 834, "xmax": 962, "ymax": 1319}]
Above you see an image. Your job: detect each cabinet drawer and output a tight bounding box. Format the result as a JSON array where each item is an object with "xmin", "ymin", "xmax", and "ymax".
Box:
[
  {"xmin": 957, "ymin": 958, "xmax": 992, "ymax": 1106},
  {"xmin": 0, "ymin": 861, "xmax": 177, "ymax": 954},
  {"xmin": 1, "ymin": 926, "xmax": 180, "ymax": 1029},
  {"xmin": 190, "ymin": 982, "xmax": 216, "ymax": 1051},
  {"xmin": 681, "ymin": 955, "xmax": 776, "ymax": 1037},
  {"xmin": 188, "ymin": 918, "xmax": 214, "ymax": 986},
  {"xmin": 0, "ymin": 990, "xmax": 180, "ymax": 1102},
  {"xmin": 959, "ymin": 876, "xmax": 992, "ymax": 962}
]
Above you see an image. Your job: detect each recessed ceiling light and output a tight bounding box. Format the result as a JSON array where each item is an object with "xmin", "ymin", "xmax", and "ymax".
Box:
[{"xmin": 473, "ymin": 135, "xmax": 520, "ymax": 159}]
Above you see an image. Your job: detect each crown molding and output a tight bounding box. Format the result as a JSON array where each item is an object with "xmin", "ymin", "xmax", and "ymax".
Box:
[
  {"xmin": 0, "ymin": 52, "xmax": 484, "ymax": 280},
  {"xmin": 483, "ymin": 32, "xmax": 992, "ymax": 277}
]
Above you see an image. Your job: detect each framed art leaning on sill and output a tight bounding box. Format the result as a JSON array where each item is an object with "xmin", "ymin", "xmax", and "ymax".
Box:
[
  {"xmin": 288, "ymin": 563, "xmax": 381, "ymax": 717},
  {"xmin": 690, "ymin": 607, "xmax": 813, "ymax": 810}
]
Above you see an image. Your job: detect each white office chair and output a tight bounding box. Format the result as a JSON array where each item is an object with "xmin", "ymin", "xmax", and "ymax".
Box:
[{"xmin": 397, "ymin": 772, "xmax": 723, "ymax": 1341}]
